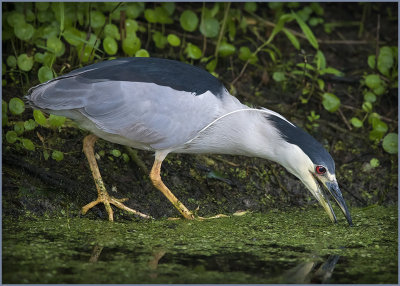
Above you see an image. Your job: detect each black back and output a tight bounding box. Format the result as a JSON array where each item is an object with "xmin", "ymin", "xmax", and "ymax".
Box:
[
  {"xmin": 63, "ymin": 57, "xmax": 227, "ymax": 98},
  {"xmin": 268, "ymin": 114, "xmax": 335, "ymax": 173}
]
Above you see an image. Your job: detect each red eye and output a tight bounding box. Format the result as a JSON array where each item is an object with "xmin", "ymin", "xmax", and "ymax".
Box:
[{"xmin": 316, "ymin": 166, "xmax": 326, "ymax": 174}]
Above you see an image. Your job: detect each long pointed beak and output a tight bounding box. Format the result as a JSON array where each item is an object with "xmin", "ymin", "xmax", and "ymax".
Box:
[
  {"xmin": 324, "ymin": 181, "xmax": 353, "ymax": 226},
  {"xmin": 315, "ymin": 187, "xmax": 337, "ymax": 224}
]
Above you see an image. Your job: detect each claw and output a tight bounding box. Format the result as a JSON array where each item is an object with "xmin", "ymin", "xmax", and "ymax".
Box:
[{"xmin": 81, "ymin": 195, "xmax": 152, "ymax": 221}]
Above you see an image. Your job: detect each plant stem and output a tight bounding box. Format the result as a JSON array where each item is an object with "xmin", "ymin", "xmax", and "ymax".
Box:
[{"xmin": 214, "ymin": 2, "xmax": 231, "ymax": 60}]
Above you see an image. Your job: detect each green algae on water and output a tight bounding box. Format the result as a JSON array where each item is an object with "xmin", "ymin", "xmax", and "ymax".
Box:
[{"xmin": 2, "ymin": 205, "xmax": 397, "ymax": 283}]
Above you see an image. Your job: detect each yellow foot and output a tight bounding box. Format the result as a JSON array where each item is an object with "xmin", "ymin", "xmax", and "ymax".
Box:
[{"xmin": 81, "ymin": 195, "xmax": 152, "ymax": 221}]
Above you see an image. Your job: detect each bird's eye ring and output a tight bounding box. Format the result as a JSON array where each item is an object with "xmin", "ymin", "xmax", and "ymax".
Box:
[{"xmin": 316, "ymin": 165, "xmax": 326, "ymax": 175}]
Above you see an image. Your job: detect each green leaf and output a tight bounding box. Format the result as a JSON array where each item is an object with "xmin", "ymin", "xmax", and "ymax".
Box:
[
  {"xmin": 154, "ymin": 6, "xmax": 173, "ymax": 24},
  {"xmin": 38, "ymin": 66, "xmax": 53, "ymax": 83},
  {"xmin": 369, "ymin": 130, "xmax": 384, "ymax": 141},
  {"xmin": 322, "ymin": 92, "xmax": 340, "ymax": 112},
  {"xmin": 365, "ymin": 74, "xmax": 382, "ymax": 89},
  {"xmin": 292, "ymin": 11, "xmax": 319, "ymax": 49},
  {"xmin": 369, "ymin": 158, "xmax": 380, "ymax": 168},
  {"xmin": 6, "ymin": 56, "xmax": 17, "ymax": 68},
  {"xmin": 14, "ymin": 22, "xmax": 34, "ymax": 41},
  {"xmin": 372, "ymin": 118, "xmax": 388, "ymax": 134},
  {"xmin": 296, "ymin": 63, "xmax": 316, "ymax": 71},
  {"xmin": 122, "ymin": 36, "xmax": 141, "ymax": 56},
  {"xmin": 47, "ymin": 36, "xmax": 65, "ymax": 56},
  {"xmin": 22, "ymin": 138, "xmax": 35, "ymax": 151},
  {"xmin": 319, "ymin": 67, "xmax": 344, "ymax": 76},
  {"xmin": 309, "ymin": 17, "xmax": 322, "ymax": 27},
  {"xmin": 162, "ymin": 2, "xmax": 175, "ymax": 15},
  {"xmin": 24, "ymin": 119, "xmax": 37, "ymax": 131},
  {"xmin": 38, "ymin": 10, "xmax": 54, "ymax": 23},
  {"xmin": 317, "ymin": 79, "xmax": 325, "ymax": 90},
  {"xmin": 6, "ymin": 131, "xmax": 18, "ymax": 144},
  {"xmin": 40, "ymin": 52, "xmax": 55, "ymax": 68},
  {"xmin": 126, "ymin": 3, "xmax": 144, "ymax": 19},
  {"xmin": 273, "ymin": 71, "xmax": 286, "ymax": 82},
  {"xmin": 298, "ymin": 7, "xmax": 312, "ymax": 21},
  {"xmin": 200, "ymin": 17, "xmax": 220, "ymax": 38},
  {"xmin": 238, "ymin": 46, "xmax": 258, "ymax": 64},
  {"xmin": 125, "ymin": 19, "xmax": 139, "ymax": 35},
  {"xmin": 368, "ymin": 112, "xmax": 380, "ymax": 125},
  {"xmin": 122, "ymin": 153, "xmax": 130, "ymax": 163},
  {"xmin": 373, "ymin": 85, "xmax": 386, "ymax": 96},
  {"xmin": 7, "ymin": 11, "xmax": 25, "ymax": 27},
  {"xmin": 180, "ymin": 10, "xmax": 199, "ymax": 32},
  {"xmin": 377, "ymin": 46, "xmax": 394, "ymax": 76},
  {"xmin": 244, "ymin": 2, "xmax": 258, "ymax": 13},
  {"xmin": 144, "ymin": 9, "xmax": 157, "ymax": 23},
  {"xmin": 218, "ymin": 42, "xmax": 236, "ymax": 57},
  {"xmin": 17, "ymin": 54, "xmax": 34, "ymax": 72},
  {"xmin": 9, "ymin": 97, "xmax": 25, "ymax": 115},
  {"xmin": 367, "ymin": 55, "xmax": 376, "ymax": 69},
  {"xmin": 42, "ymin": 23, "xmax": 60, "ymax": 39},
  {"xmin": 268, "ymin": 14, "xmax": 293, "ymax": 44},
  {"xmin": 185, "ymin": 43, "xmax": 202, "ymax": 60},
  {"xmin": 350, "ymin": 117, "xmax": 363, "ymax": 128},
  {"xmin": 111, "ymin": 149, "xmax": 121, "ymax": 157},
  {"xmin": 90, "ymin": 11, "xmax": 105, "ymax": 29},
  {"xmin": 135, "ymin": 49, "xmax": 150, "ymax": 57},
  {"xmin": 167, "ymin": 34, "xmax": 181, "ymax": 47},
  {"xmin": 52, "ymin": 150, "xmax": 64, "ymax": 161},
  {"xmin": 364, "ymin": 91, "xmax": 376, "ymax": 103},
  {"xmin": 103, "ymin": 36, "xmax": 118, "ymax": 55},
  {"xmin": 206, "ymin": 59, "xmax": 217, "ymax": 72},
  {"xmin": 48, "ymin": 114, "xmax": 66, "ymax": 128},
  {"xmin": 33, "ymin": 109, "xmax": 47, "ymax": 126},
  {"xmin": 227, "ymin": 18, "xmax": 236, "ymax": 41},
  {"xmin": 63, "ymin": 27, "xmax": 85, "ymax": 46},
  {"xmin": 310, "ymin": 3, "xmax": 324, "ymax": 16},
  {"xmin": 77, "ymin": 45, "xmax": 95, "ymax": 63},
  {"xmin": 362, "ymin": 101, "xmax": 373, "ymax": 112},
  {"xmin": 315, "ymin": 50, "xmax": 326, "ymax": 70},
  {"xmin": 152, "ymin": 31, "xmax": 168, "ymax": 49},
  {"xmin": 239, "ymin": 46, "xmax": 251, "ymax": 61},
  {"xmin": 282, "ymin": 28, "xmax": 300, "ymax": 50},
  {"xmin": 382, "ymin": 133, "xmax": 398, "ymax": 154},
  {"xmin": 14, "ymin": 121, "xmax": 25, "ymax": 135},
  {"xmin": 104, "ymin": 24, "xmax": 120, "ymax": 40}
]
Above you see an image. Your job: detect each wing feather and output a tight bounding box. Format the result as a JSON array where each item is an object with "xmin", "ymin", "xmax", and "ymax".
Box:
[{"xmin": 28, "ymin": 77, "xmax": 227, "ymax": 149}]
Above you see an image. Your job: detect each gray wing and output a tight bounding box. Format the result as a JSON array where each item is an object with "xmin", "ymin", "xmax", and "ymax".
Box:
[{"xmin": 27, "ymin": 76, "xmax": 231, "ymax": 150}]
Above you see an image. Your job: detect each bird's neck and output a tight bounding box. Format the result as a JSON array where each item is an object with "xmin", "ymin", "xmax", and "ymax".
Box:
[{"xmin": 235, "ymin": 110, "xmax": 285, "ymax": 159}]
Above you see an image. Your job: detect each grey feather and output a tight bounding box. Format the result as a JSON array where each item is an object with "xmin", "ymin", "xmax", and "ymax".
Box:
[{"xmin": 27, "ymin": 75, "xmax": 241, "ymax": 150}]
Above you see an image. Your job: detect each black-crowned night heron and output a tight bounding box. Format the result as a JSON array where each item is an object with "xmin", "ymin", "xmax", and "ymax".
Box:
[{"xmin": 26, "ymin": 57, "xmax": 353, "ymax": 225}]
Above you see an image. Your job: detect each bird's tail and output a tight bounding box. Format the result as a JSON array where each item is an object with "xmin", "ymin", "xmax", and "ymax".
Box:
[{"xmin": 24, "ymin": 79, "xmax": 57, "ymax": 111}]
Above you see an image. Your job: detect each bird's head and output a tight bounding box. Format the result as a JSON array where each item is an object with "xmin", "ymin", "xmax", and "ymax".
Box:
[{"xmin": 265, "ymin": 112, "xmax": 353, "ymax": 226}]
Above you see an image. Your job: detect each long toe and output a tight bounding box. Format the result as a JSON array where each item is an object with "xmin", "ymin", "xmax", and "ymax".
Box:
[
  {"xmin": 81, "ymin": 196, "xmax": 152, "ymax": 221},
  {"xmin": 109, "ymin": 197, "xmax": 152, "ymax": 219},
  {"xmin": 167, "ymin": 213, "xmax": 229, "ymax": 221}
]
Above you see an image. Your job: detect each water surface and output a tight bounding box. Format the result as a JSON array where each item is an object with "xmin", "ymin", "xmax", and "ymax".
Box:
[{"xmin": 2, "ymin": 206, "xmax": 397, "ymax": 283}]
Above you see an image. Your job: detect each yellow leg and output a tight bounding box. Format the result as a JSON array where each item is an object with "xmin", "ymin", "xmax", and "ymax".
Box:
[
  {"xmin": 81, "ymin": 134, "xmax": 151, "ymax": 221},
  {"xmin": 149, "ymin": 158, "xmax": 195, "ymax": 219}
]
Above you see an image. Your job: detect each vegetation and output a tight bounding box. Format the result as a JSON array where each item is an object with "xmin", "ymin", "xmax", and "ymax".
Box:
[{"xmin": 2, "ymin": 2, "xmax": 398, "ymax": 215}]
